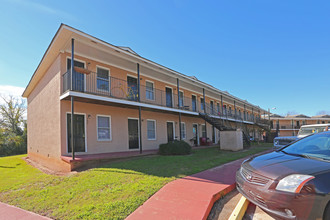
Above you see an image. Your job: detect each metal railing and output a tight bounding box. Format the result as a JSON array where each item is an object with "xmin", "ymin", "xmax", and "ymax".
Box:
[{"xmin": 62, "ymin": 70, "xmax": 265, "ymax": 124}]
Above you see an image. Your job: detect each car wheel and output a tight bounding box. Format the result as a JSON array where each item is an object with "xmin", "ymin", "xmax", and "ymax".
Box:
[{"xmin": 323, "ymin": 202, "xmax": 330, "ymax": 220}]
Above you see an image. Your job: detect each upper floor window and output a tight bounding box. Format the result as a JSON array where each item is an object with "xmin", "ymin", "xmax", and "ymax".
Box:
[
  {"xmin": 146, "ymin": 81, "xmax": 154, "ymax": 100},
  {"xmin": 97, "ymin": 67, "xmax": 110, "ymax": 91},
  {"xmin": 217, "ymin": 103, "xmax": 220, "ymax": 115},
  {"xmin": 229, "ymin": 107, "xmax": 232, "ymax": 116}
]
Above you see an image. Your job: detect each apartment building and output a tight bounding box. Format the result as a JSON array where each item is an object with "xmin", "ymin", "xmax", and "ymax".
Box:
[
  {"xmin": 22, "ymin": 24, "xmax": 269, "ymax": 171},
  {"xmin": 270, "ymin": 114, "xmax": 330, "ymax": 136}
]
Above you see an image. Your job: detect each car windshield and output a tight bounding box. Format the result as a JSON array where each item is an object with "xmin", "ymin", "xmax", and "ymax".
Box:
[
  {"xmin": 298, "ymin": 126, "xmax": 327, "ymax": 136},
  {"xmin": 281, "ymin": 132, "xmax": 330, "ymax": 161}
]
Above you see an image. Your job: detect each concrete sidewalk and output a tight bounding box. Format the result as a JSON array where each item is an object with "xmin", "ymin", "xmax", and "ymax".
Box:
[
  {"xmin": 0, "ymin": 202, "xmax": 51, "ymax": 220},
  {"xmin": 127, "ymin": 157, "xmax": 247, "ymax": 220}
]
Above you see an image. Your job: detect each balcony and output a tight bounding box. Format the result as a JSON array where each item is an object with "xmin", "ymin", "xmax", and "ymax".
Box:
[{"xmin": 62, "ymin": 70, "xmax": 263, "ymax": 124}]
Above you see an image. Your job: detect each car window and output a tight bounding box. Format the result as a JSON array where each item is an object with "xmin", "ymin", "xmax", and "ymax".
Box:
[{"xmin": 282, "ymin": 133, "xmax": 330, "ymax": 160}]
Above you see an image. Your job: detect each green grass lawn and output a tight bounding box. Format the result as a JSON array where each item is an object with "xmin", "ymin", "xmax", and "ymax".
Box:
[{"xmin": 0, "ymin": 143, "xmax": 272, "ymax": 219}]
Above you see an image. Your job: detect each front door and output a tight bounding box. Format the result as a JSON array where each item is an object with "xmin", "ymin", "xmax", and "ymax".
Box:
[
  {"xmin": 192, "ymin": 95, "xmax": 197, "ymax": 112},
  {"xmin": 166, "ymin": 87, "xmax": 173, "ymax": 107},
  {"xmin": 167, "ymin": 122, "xmax": 174, "ymax": 142},
  {"xmin": 127, "ymin": 76, "xmax": 138, "ymax": 101},
  {"xmin": 67, "ymin": 114, "xmax": 86, "ymax": 153},
  {"xmin": 67, "ymin": 59, "xmax": 85, "ymax": 92},
  {"xmin": 128, "ymin": 119, "xmax": 139, "ymax": 149},
  {"xmin": 193, "ymin": 124, "xmax": 199, "ymax": 145}
]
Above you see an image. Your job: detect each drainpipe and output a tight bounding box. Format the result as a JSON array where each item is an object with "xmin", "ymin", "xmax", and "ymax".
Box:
[
  {"xmin": 71, "ymin": 38, "xmax": 75, "ymax": 160},
  {"xmin": 177, "ymin": 78, "xmax": 182, "ymax": 140},
  {"xmin": 203, "ymin": 88, "xmax": 207, "ymax": 139},
  {"xmin": 137, "ymin": 63, "xmax": 143, "ymax": 154}
]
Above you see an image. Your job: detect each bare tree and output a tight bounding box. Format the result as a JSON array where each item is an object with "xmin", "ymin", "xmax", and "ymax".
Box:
[
  {"xmin": 285, "ymin": 111, "xmax": 298, "ymax": 117},
  {"xmin": 0, "ymin": 95, "xmax": 26, "ymax": 135},
  {"xmin": 316, "ymin": 110, "xmax": 330, "ymax": 116}
]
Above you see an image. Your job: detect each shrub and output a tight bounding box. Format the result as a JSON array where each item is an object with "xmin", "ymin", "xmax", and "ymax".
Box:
[{"xmin": 159, "ymin": 140, "xmax": 192, "ymax": 155}]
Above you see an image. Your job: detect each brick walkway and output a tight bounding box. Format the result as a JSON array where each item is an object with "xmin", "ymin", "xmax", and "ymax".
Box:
[
  {"xmin": 0, "ymin": 202, "xmax": 51, "ymax": 220},
  {"xmin": 127, "ymin": 157, "xmax": 247, "ymax": 220}
]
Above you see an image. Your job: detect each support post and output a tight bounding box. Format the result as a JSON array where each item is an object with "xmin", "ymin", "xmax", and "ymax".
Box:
[
  {"xmin": 177, "ymin": 78, "xmax": 182, "ymax": 140},
  {"xmin": 234, "ymin": 100, "xmax": 236, "ymax": 119},
  {"xmin": 137, "ymin": 63, "xmax": 142, "ymax": 154},
  {"xmin": 203, "ymin": 88, "xmax": 207, "ymax": 139},
  {"xmin": 221, "ymin": 95, "xmax": 223, "ymax": 116},
  {"xmin": 70, "ymin": 38, "xmax": 75, "ymax": 160},
  {"xmin": 244, "ymin": 104, "xmax": 246, "ymax": 121}
]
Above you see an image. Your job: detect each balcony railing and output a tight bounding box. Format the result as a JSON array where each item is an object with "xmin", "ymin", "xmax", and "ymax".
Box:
[{"xmin": 62, "ymin": 70, "xmax": 264, "ymax": 124}]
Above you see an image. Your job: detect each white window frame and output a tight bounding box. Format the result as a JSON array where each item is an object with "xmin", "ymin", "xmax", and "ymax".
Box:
[
  {"xmin": 96, "ymin": 65, "xmax": 110, "ymax": 92},
  {"xmin": 180, "ymin": 122, "xmax": 186, "ymax": 139},
  {"xmin": 147, "ymin": 119, "xmax": 157, "ymax": 140},
  {"xmin": 145, "ymin": 80, "xmax": 155, "ymax": 101},
  {"xmin": 165, "ymin": 86, "xmax": 174, "ymax": 108},
  {"xmin": 97, "ymin": 115, "xmax": 112, "ymax": 141}
]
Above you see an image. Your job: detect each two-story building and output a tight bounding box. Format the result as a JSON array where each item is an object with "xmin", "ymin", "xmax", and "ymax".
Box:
[
  {"xmin": 270, "ymin": 114, "xmax": 330, "ymax": 136},
  {"xmin": 23, "ymin": 24, "xmax": 269, "ymax": 172}
]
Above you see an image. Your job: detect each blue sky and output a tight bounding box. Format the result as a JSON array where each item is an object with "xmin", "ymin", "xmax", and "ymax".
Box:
[{"xmin": 0, "ymin": 0, "xmax": 329, "ymax": 116}]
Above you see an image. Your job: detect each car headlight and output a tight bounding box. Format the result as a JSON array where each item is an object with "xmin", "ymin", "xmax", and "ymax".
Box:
[{"xmin": 276, "ymin": 174, "xmax": 314, "ymax": 193}]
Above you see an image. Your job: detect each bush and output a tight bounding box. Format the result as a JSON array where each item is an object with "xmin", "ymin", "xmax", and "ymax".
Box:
[{"xmin": 159, "ymin": 140, "xmax": 192, "ymax": 155}]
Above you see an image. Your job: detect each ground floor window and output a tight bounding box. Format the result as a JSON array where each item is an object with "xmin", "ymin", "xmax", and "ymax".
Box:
[
  {"xmin": 180, "ymin": 122, "xmax": 186, "ymax": 139},
  {"xmin": 147, "ymin": 120, "xmax": 156, "ymax": 140},
  {"xmin": 201, "ymin": 124, "xmax": 206, "ymax": 138},
  {"xmin": 97, "ymin": 115, "xmax": 111, "ymax": 141}
]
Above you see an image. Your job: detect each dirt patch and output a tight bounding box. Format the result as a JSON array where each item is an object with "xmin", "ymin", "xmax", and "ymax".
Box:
[{"xmin": 23, "ymin": 157, "xmax": 76, "ymax": 176}]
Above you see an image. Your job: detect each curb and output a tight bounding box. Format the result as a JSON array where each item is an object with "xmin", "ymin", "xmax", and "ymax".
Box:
[{"xmin": 203, "ymin": 183, "xmax": 236, "ymax": 220}]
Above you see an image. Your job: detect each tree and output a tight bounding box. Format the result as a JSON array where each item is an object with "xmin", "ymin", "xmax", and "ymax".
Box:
[
  {"xmin": 0, "ymin": 95, "xmax": 26, "ymax": 135},
  {"xmin": 0, "ymin": 95, "xmax": 27, "ymax": 156}
]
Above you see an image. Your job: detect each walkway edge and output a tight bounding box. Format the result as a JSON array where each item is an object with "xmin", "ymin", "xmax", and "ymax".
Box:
[{"xmin": 203, "ymin": 183, "xmax": 236, "ymax": 220}]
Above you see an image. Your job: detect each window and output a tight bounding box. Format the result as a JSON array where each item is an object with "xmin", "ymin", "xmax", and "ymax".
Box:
[
  {"xmin": 97, "ymin": 116, "xmax": 111, "ymax": 141},
  {"xmin": 97, "ymin": 67, "xmax": 110, "ymax": 91},
  {"xmin": 229, "ymin": 107, "xmax": 232, "ymax": 116},
  {"xmin": 179, "ymin": 91, "xmax": 184, "ymax": 107},
  {"xmin": 217, "ymin": 103, "xmax": 220, "ymax": 115},
  {"xmin": 201, "ymin": 124, "xmax": 206, "ymax": 138},
  {"xmin": 192, "ymin": 95, "xmax": 197, "ymax": 112},
  {"xmin": 147, "ymin": 120, "xmax": 156, "ymax": 140},
  {"xmin": 223, "ymin": 105, "xmax": 227, "ymax": 115},
  {"xmin": 210, "ymin": 101, "xmax": 214, "ymax": 114},
  {"xmin": 180, "ymin": 122, "xmax": 186, "ymax": 139},
  {"xmin": 200, "ymin": 98, "xmax": 204, "ymax": 111},
  {"xmin": 146, "ymin": 81, "xmax": 154, "ymax": 100}
]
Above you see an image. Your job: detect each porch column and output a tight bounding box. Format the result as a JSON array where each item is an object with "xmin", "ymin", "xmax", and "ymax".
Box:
[
  {"xmin": 71, "ymin": 38, "xmax": 75, "ymax": 160},
  {"xmin": 244, "ymin": 104, "xmax": 246, "ymax": 121},
  {"xmin": 137, "ymin": 63, "xmax": 143, "ymax": 154},
  {"xmin": 177, "ymin": 78, "xmax": 182, "ymax": 140},
  {"xmin": 220, "ymin": 95, "xmax": 223, "ymax": 116},
  {"xmin": 203, "ymin": 88, "xmax": 207, "ymax": 139}
]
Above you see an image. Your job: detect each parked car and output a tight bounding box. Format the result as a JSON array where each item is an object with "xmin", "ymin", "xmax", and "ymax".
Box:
[
  {"xmin": 236, "ymin": 131, "xmax": 330, "ymax": 220},
  {"xmin": 273, "ymin": 124, "xmax": 330, "ymax": 149}
]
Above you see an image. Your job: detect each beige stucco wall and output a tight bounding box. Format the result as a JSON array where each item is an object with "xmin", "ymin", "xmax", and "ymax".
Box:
[
  {"xmin": 27, "ymin": 55, "xmax": 62, "ymax": 166},
  {"xmin": 60, "ymin": 101, "xmax": 214, "ymax": 155}
]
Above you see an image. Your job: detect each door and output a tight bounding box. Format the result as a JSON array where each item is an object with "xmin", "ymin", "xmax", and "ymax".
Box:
[
  {"xmin": 67, "ymin": 114, "xmax": 86, "ymax": 153},
  {"xmin": 192, "ymin": 95, "xmax": 197, "ymax": 112},
  {"xmin": 67, "ymin": 59, "xmax": 85, "ymax": 92},
  {"xmin": 128, "ymin": 119, "xmax": 139, "ymax": 149},
  {"xmin": 127, "ymin": 76, "xmax": 138, "ymax": 101},
  {"xmin": 193, "ymin": 124, "xmax": 199, "ymax": 145},
  {"xmin": 166, "ymin": 87, "xmax": 173, "ymax": 107},
  {"xmin": 167, "ymin": 122, "xmax": 174, "ymax": 142},
  {"xmin": 212, "ymin": 126, "xmax": 215, "ymax": 143}
]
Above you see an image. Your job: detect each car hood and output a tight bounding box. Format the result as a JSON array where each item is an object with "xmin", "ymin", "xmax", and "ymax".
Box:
[{"xmin": 244, "ymin": 151, "xmax": 330, "ymax": 180}]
